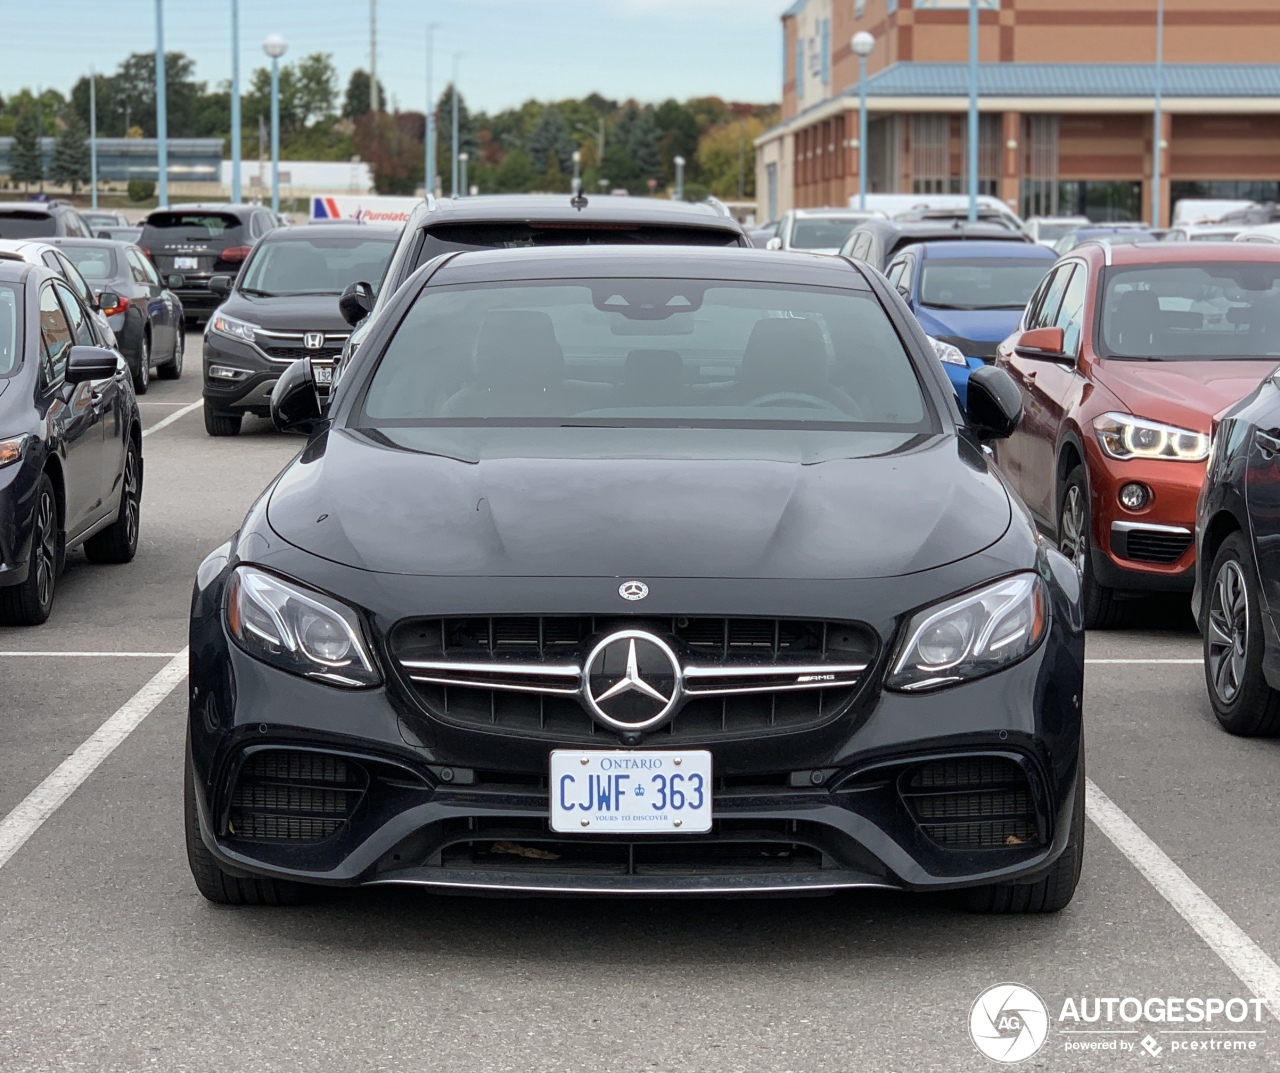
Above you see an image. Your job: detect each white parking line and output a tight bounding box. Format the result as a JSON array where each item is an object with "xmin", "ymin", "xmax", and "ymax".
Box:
[
  {"xmin": 1086, "ymin": 658, "xmax": 1201, "ymax": 665},
  {"xmin": 0, "ymin": 651, "xmax": 179, "ymax": 658},
  {"xmin": 141, "ymin": 400, "xmax": 202, "ymax": 438},
  {"xmin": 1087, "ymin": 779, "xmax": 1280, "ymax": 1020},
  {"xmin": 0, "ymin": 649, "xmax": 188, "ymax": 872}
]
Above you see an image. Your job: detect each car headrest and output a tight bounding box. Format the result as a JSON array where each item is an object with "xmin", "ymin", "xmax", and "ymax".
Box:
[
  {"xmin": 473, "ymin": 309, "xmax": 564, "ymax": 388},
  {"xmin": 1111, "ymin": 289, "xmax": 1161, "ymax": 348},
  {"xmin": 624, "ymin": 349, "xmax": 686, "ymax": 387},
  {"xmin": 740, "ymin": 317, "xmax": 829, "ymax": 396}
]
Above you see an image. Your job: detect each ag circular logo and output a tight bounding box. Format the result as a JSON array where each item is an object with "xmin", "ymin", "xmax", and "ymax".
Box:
[
  {"xmin": 969, "ymin": 983, "xmax": 1049, "ymax": 1063},
  {"xmin": 582, "ymin": 630, "xmax": 681, "ymax": 731}
]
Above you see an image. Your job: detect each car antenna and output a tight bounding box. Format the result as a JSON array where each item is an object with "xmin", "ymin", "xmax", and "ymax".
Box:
[{"xmin": 570, "ymin": 191, "xmax": 589, "ymax": 211}]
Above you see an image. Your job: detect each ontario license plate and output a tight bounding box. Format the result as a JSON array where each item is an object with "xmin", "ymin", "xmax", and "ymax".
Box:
[
  {"xmin": 549, "ymin": 750, "xmax": 712, "ymax": 833},
  {"xmin": 174, "ymin": 256, "xmax": 198, "ymax": 271}
]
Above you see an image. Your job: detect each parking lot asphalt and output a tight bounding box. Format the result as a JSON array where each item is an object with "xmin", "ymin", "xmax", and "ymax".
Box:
[{"xmin": 1, "ymin": 333, "xmax": 1278, "ymax": 1071}]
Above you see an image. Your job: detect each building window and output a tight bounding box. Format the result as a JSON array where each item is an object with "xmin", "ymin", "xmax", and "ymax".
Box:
[
  {"xmin": 855, "ymin": 0, "xmax": 866, "ymax": 17},
  {"xmin": 767, "ymin": 163, "xmax": 779, "ymax": 223},
  {"xmin": 1170, "ymin": 180, "xmax": 1280, "ymax": 203},
  {"xmin": 910, "ymin": 115, "xmax": 950, "ymax": 194},
  {"xmin": 1056, "ymin": 181, "xmax": 1143, "ymax": 223},
  {"xmin": 1021, "ymin": 115, "xmax": 1060, "ymax": 218}
]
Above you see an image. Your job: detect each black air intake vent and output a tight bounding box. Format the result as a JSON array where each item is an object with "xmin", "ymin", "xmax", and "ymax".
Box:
[
  {"xmin": 899, "ymin": 757, "xmax": 1040, "ymax": 849},
  {"xmin": 227, "ymin": 750, "xmax": 368, "ymax": 844},
  {"xmin": 1123, "ymin": 530, "xmax": 1193, "ymax": 565}
]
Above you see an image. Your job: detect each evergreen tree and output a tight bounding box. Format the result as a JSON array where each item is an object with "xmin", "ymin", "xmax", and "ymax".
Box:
[
  {"xmin": 626, "ymin": 108, "xmax": 663, "ymax": 186},
  {"xmin": 49, "ymin": 111, "xmax": 91, "ymax": 193},
  {"xmin": 493, "ymin": 148, "xmax": 536, "ymax": 192},
  {"xmin": 526, "ymin": 104, "xmax": 573, "ymax": 177},
  {"xmin": 10, "ymin": 107, "xmax": 43, "ymax": 191},
  {"xmin": 342, "ymin": 69, "xmax": 386, "ymax": 119}
]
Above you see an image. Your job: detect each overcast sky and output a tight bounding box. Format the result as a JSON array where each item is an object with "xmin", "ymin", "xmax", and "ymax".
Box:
[{"xmin": 3, "ymin": 0, "xmax": 786, "ymax": 112}]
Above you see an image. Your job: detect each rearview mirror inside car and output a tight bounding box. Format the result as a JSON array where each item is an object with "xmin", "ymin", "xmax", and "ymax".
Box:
[
  {"xmin": 270, "ymin": 358, "xmax": 324, "ymax": 435},
  {"xmin": 166, "ymin": 273, "xmax": 185, "ymax": 289},
  {"xmin": 207, "ymin": 275, "xmax": 232, "ymax": 297},
  {"xmin": 965, "ymin": 365, "xmax": 1023, "ymax": 441},
  {"xmin": 1014, "ymin": 325, "xmax": 1067, "ymax": 360},
  {"xmin": 339, "ymin": 281, "xmax": 375, "ymax": 327},
  {"xmin": 65, "ymin": 345, "xmax": 120, "ymax": 385}
]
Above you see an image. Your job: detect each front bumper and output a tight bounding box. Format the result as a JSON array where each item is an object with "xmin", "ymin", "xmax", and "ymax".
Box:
[
  {"xmin": 188, "ymin": 557, "xmax": 1086, "ymax": 896},
  {"xmin": 0, "ymin": 448, "xmax": 38, "ymax": 589},
  {"xmin": 202, "ymin": 333, "xmax": 283, "ymax": 416}
]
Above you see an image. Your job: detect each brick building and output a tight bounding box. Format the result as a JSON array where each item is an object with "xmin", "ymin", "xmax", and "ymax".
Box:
[{"xmin": 755, "ymin": 0, "xmax": 1280, "ymax": 226}]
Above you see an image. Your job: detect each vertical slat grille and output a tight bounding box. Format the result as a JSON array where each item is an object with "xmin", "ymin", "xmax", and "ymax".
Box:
[
  {"xmin": 899, "ymin": 757, "xmax": 1040, "ymax": 849},
  {"xmin": 227, "ymin": 749, "xmax": 368, "ymax": 844}
]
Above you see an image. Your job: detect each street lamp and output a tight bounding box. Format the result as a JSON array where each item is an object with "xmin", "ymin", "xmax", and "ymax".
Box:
[
  {"xmin": 424, "ymin": 22, "xmax": 440, "ymax": 199},
  {"xmin": 89, "ymin": 70, "xmax": 98, "ymax": 210},
  {"xmin": 1152, "ymin": 0, "xmax": 1165, "ymax": 227},
  {"xmin": 230, "ymin": 0, "xmax": 241, "ymax": 203},
  {"xmin": 851, "ymin": 32, "xmax": 874, "ymax": 211},
  {"xmin": 571, "ymin": 149, "xmax": 581, "ymax": 195},
  {"xmin": 155, "ymin": 0, "xmax": 168, "ymax": 207},
  {"xmin": 673, "ymin": 155, "xmax": 685, "ymax": 201},
  {"xmin": 458, "ymin": 152, "xmax": 469, "ymax": 197},
  {"xmin": 967, "ymin": 0, "xmax": 979, "ymax": 222},
  {"xmin": 451, "ymin": 52, "xmax": 461, "ymax": 197},
  {"xmin": 263, "ymin": 34, "xmax": 287, "ymax": 215}
]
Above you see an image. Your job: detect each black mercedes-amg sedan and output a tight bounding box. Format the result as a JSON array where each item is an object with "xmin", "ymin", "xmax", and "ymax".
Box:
[
  {"xmin": 1194, "ymin": 370, "xmax": 1280, "ymax": 737},
  {"xmin": 186, "ymin": 246, "xmax": 1086, "ymax": 912},
  {"xmin": 0, "ymin": 260, "xmax": 143, "ymax": 625}
]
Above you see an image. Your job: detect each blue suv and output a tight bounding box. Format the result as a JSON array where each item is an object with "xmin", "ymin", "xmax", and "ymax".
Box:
[{"xmin": 884, "ymin": 240, "xmax": 1057, "ymax": 406}]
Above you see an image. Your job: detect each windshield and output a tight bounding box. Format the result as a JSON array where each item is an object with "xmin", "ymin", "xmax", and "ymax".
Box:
[
  {"xmin": 57, "ymin": 245, "xmax": 119, "ymax": 282},
  {"xmin": 921, "ymin": 259, "xmax": 1052, "ymax": 310},
  {"xmin": 1102, "ymin": 262, "xmax": 1280, "ymax": 360},
  {"xmin": 0, "ymin": 212, "xmax": 56, "ymax": 239},
  {"xmin": 239, "ymin": 236, "xmax": 396, "ymax": 297},
  {"xmin": 419, "ymin": 223, "xmax": 739, "ymax": 263},
  {"xmin": 141, "ymin": 212, "xmax": 244, "ymax": 242},
  {"xmin": 790, "ymin": 218, "xmax": 863, "ymax": 249},
  {"xmin": 0, "ymin": 283, "xmax": 19, "ymax": 376},
  {"xmin": 81, "ymin": 213, "xmax": 120, "ymax": 229},
  {"xmin": 1034, "ymin": 222, "xmax": 1079, "ymax": 242},
  {"xmin": 361, "ymin": 278, "xmax": 928, "ymax": 430}
]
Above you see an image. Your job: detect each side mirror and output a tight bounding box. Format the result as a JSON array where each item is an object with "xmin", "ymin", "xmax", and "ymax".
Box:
[
  {"xmin": 94, "ymin": 291, "xmax": 120, "ymax": 313},
  {"xmin": 65, "ymin": 345, "xmax": 120, "ymax": 384},
  {"xmin": 166, "ymin": 273, "xmax": 185, "ymax": 289},
  {"xmin": 339, "ymin": 280, "xmax": 375, "ymax": 327},
  {"xmin": 966, "ymin": 365, "xmax": 1023, "ymax": 440},
  {"xmin": 270, "ymin": 358, "xmax": 324, "ymax": 435},
  {"xmin": 207, "ymin": 275, "xmax": 232, "ymax": 297},
  {"xmin": 1014, "ymin": 326, "xmax": 1067, "ymax": 360},
  {"xmin": 765, "ymin": 237, "xmax": 783, "ymax": 251}
]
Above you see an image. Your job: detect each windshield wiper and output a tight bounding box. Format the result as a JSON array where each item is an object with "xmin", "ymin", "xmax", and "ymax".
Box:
[
  {"xmin": 270, "ymin": 290, "xmax": 343, "ymax": 297},
  {"xmin": 239, "ymin": 287, "xmax": 277, "ymax": 297}
]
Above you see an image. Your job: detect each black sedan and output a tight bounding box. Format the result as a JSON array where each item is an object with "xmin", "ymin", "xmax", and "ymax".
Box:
[
  {"xmin": 0, "ymin": 260, "xmax": 143, "ymax": 625},
  {"xmin": 186, "ymin": 246, "xmax": 1085, "ymax": 911},
  {"xmin": 202, "ymin": 224, "xmax": 397, "ymax": 436},
  {"xmin": 51, "ymin": 238, "xmax": 185, "ymax": 394},
  {"xmin": 1194, "ymin": 372, "xmax": 1280, "ymax": 736}
]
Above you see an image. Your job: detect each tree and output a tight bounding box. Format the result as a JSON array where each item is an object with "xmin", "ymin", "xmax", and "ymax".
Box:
[
  {"xmin": 526, "ymin": 104, "xmax": 573, "ymax": 178},
  {"xmin": 697, "ymin": 116, "xmax": 767, "ymax": 199},
  {"xmin": 294, "ymin": 53, "xmax": 339, "ymax": 126},
  {"xmin": 625, "ymin": 108, "xmax": 663, "ymax": 186},
  {"xmin": 9, "ymin": 107, "xmax": 43, "ymax": 191},
  {"xmin": 492, "ymin": 148, "xmax": 536, "ymax": 192},
  {"xmin": 354, "ymin": 111, "xmax": 422, "ymax": 194},
  {"xmin": 49, "ymin": 111, "xmax": 91, "ymax": 193},
  {"xmin": 342, "ymin": 69, "xmax": 385, "ymax": 119},
  {"xmin": 655, "ymin": 98, "xmax": 701, "ymax": 184},
  {"xmin": 109, "ymin": 51, "xmax": 202, "ymax": 137}
]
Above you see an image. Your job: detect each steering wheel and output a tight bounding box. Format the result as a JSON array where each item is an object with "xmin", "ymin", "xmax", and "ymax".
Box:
[{"xmin": 747, "ymin": 392, "xmax": 847, "ymax": 416}]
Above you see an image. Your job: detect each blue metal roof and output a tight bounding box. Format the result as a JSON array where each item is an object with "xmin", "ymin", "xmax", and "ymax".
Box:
[{"xmin": 857, "ymin": 62, "xmax": 1280, "ymax": 99}]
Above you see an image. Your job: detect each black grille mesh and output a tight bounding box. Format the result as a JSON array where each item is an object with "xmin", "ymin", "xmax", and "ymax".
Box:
[
  {"xmin": 227, "ymin": 750, "xmax": 367, "ymax": 844},
  {"xmin": 1124, "ymin": 530, "xmax": 1193, "ymax": 564},
  {"xmin": 900, "ymin": 757, "xmax": 1040, "ymax": 849}
]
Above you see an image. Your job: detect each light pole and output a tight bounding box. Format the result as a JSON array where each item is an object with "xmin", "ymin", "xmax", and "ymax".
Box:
[
  {"xmin": 155, "ymin": 0, "xmax": 168, "ymax": 207},
  {"xmin": 89, "ymin": 71, "xmax": 98, "ymax": 210},
  {"xmin": 571, "ymin": 149, "xmax": 581, "ymax": 195},
  {"xmin": 425, "ymin": 22, "xmax": 440, "ymax": 198},
  {"xmin": 231, "ymin": 0, "xmax": 241, "ymax": 203},
  {"xmin": 263, "ymin": 34, "xmax": 288, "ymax": 214},
  {"xmin": 851, "ymin": 32, "xmax": 874, "ymax": 211},
  {"xmin": 1152, "ymin": 0, "xmax": 1165, "ymax": 227},
  {"xmin": 450, "ymin": 53, "xmax": 461, "ymax": 197},
  {"xmin": 967, "ymin": 0, "xmax": 979, "ymax": 221},
  {"xmin": 673, "ymin": 155, "xmax": 685, "ymax": 201},
  {"xmin": 458, "ymin": 152, "xmax": 469, "ymax": 196}
]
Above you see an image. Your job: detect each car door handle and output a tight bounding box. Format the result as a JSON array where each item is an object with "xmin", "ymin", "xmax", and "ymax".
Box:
[{"xmin": 1257, "ymin": 429, "xmax": 1280, "ymax": 456}]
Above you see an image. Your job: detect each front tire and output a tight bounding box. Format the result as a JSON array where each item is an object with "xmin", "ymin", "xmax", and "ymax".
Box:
[
  {"xmin": 204, "ymin": 398, "xmax": 242, "ymax": 437},
  {"xmin": 157, "ymin": 326, "xmax": 183, "ymax": 380},
  {"xmin": 0, "ymin": 473, "xmax": 59, "ymax": 626},
  {"xmin": 84, "ymin": 437, "xmax": 141, "ymax": 564},
  {"xmin": 185, "ymin": 739, "xmax": 312, "ymax": 906},
  {"xmin": 1204, "ymin": 532, "xmax": 1280, "ymax": 736},
  {"xmin": 132, "ymin": 333, "xmax": 150, "ymax": 395},
  {"xmin": 1059, "ymin": 465, "xmax": 1125, "ymax": 629}
]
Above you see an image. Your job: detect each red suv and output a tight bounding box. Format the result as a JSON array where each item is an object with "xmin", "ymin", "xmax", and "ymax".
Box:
[{"xmin": 993, "ymin": 241, "xmax": 1280, "ymax": 627}]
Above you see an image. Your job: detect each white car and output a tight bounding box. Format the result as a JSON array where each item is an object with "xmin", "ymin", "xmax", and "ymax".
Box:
[
  {"xmin": 1162, "ymin": 224, "xmax": 1243, "ymax": 242},
  {"xmin": 0, "ymin": 239, "xmax": 118, "ymax": 346},
  {"xmin": 1234, "ymin": 224, "xmax": 1280, "ymax": 244},
  {"xmin": 1025, "ymin": 214, "xmax": 1089, "ymax": 248},
  {"xmin": 768, "ymin": 208, "xmax": 882, "ymax": 255}
]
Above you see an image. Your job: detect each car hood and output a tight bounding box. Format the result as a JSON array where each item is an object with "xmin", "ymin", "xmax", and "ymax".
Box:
[
  {"xmin": 265, "ymin": 427, "xmax": 1012, "ymax": 580},
  {"xmin": 915, "ymin": 306, "xmax": 1024, "ymax": 346},
  {"xmin": 221, "ymin": 291, "xmax": 349, "ymax": 332},
  {"xmin": 1094, "ymin": 358, "xmax": 1279, "ymax": 430}
]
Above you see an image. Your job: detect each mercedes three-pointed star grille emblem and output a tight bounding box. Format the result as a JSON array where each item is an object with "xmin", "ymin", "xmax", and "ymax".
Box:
[{"xmin": 582, "ymin": 629, "xmax": 682, "ymax": 731}]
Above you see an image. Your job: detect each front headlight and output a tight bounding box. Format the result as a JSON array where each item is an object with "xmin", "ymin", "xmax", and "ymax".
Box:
[
  {"xmin": 224, "ymin": 566, "xmax": 381, "ymax": 688},
  {"xmin": 0, "ymin": 434, "xmax": 29, "ymax": 468},
  {"xmin": 1093, "ymin": 412, "xmax": 1209, "ymax": 462},
  {"xmin": 927, "ymin": 335, "xmax": 968, "ymax": 367},
  {"xmin": 885, "ymin": 574, "xmax": 1048, "ymax": 692},
  {"xmin": 210, "ymin": 312, "xmax": 259, "ymax": 344}
]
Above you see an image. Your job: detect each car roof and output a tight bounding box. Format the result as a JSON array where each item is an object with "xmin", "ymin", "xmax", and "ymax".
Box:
[
  {"xmin": 791, "ymin": 207, "xmax": 879, "ymax": 218},
  {"xmin": 47, "ymin": 237, "xmax": 131, "ymax": 249},
  {"xmin": 1088, "ymin": 241, "xmax": 1280, "ymax": 266},
  {"xmin": 917, "ymin": 240, "xmax": 1056, "ymax": 260},
  {"xmin": 146, "ymin": 203, "xmax": 261, "ymax": 220},
  {"xmin": 430, "ymin": 244, "xmax": 870, "ymax": 287},
  {"xmin": 0, "ymin": 258, "xmax": 40, "ymax": 283},
  {"xmin": 0, "ymin": 239, "xmax": 54, "ymax": 258},
  {"xmin": 261, "ymin": 223, "xmax": 398, "ymax": 242},
  {"xmin": 409, "ymin": 194, "xmax": 744, "ymax": 234},
  {"xmin": 858, "ymin": 218, "xmax": 1023, "ymax": 239},
  {"xmin": 0, "ymin": 202, "xmax": 55, "ymax": 216}
]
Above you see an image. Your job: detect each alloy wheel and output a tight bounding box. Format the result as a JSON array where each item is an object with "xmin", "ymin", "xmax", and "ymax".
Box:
[
  {"xmin": 33, "ymin": 488, "xmax": 56, "ymax": 610},
  {"xmin": 1059, "ymin": 484, "xmax": 1087, "ymax": 573},
  {"xmin": 122, "ymin": 446, "xmax": 140, "ymax": 549},
  {"xmin": 1207, "ymin": 558, "xmax": 1249, "ymax": 705},
  {"xmin": 138, "ymin": 335, "xmax": 150, "ymax": 390}
]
